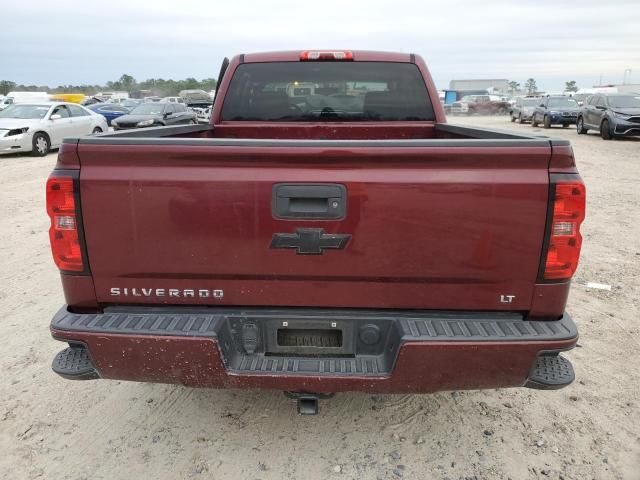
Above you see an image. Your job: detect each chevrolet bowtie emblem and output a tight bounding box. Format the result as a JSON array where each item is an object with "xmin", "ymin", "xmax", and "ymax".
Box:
[{"xmin": 270, "ymin": 228, "xmax": 351, "ymax": 255}]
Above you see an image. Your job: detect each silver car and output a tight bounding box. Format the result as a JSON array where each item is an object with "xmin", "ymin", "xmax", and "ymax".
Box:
[
  {"xmin": 0, "ymin": 102, "xmax": 108, "ymax": 156},
  {"xmin": 509, "ymin": 97, "xmax": 540, "ymax": 123}
]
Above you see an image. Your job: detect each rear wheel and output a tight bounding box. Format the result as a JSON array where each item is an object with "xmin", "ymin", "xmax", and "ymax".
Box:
[
  {"xmin": 31, "ymin": 132, "xmax": 50, "ymax": 156},
  {"xmin": 497, "ymin": 107, "xmax": 507, "ymax": 116},
  {"xmin": 531, "ymin": 114, "xmax": 539, "ymax": 127},
  {"xmin": 510, "ymin": 114, "xmax": 516, "ymax": 122},
  {"xmin": 576, "ymin": 117, "xmax": 588, "ymax": 134},
  {"xmin": 543, "ymin": 115, "xmax": 551, "ymax": 129},
  {"xmin": 518, "ymin": 113, "xmax": 524, "ymax": 124},
  {"xmin": 601, "ymin": 119, "xmax": 613, "ymax": 140}
]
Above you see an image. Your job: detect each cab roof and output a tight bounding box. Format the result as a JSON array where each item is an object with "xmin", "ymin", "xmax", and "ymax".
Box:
[{"xmin": 241, "ymin": 50, "xmax": 414, "ymax": 63}]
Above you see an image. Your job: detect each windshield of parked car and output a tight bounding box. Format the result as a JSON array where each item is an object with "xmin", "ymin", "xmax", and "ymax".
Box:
[
  {"xmin": 607, "ymin": 95, "xmax": 640, "ymax": 108},
  {"xmin": 547, "ymin": 97, "xmax": 578, "ymax": 108},
  {"xmin": 221, "ymin": 62, "xmax": 434, "ymax": 122},
  {"xmin": 129, "ymin": 104, "xmax": 165, "ymax": 115},
  {"xmin": 0, "ymin": 104, "xmax": 50, "ymax": 119}
]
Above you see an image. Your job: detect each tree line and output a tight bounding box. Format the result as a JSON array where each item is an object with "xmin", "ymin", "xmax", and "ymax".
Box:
[
  {"xmin": 507, "ymin": 79, "xmax": 579, "ymax": 95},
  {"xmin": 1, "ymin": 75, "xmax": 581, "ymax": 98},
  {"xmin": 0, "ymin": 75, "xmax": 217, "ymax": 97}
]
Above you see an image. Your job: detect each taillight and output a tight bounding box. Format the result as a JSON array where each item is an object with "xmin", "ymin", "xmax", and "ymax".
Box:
[
  {"xmin": 300, "ymin": 51, "xmax": 354, "ymax": 61},
  {"xmin": 46, "ymin": 174, "xmax": 85, "ymax": 272},
  {"xmin": 542, "ymin": 176, "xmax": 586, "ymax": 281}
]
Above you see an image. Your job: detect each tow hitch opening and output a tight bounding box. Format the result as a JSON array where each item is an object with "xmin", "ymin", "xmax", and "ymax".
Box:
[{"xmin": 285, "ymin": 391, "xmax": 335, "ymax": 415}]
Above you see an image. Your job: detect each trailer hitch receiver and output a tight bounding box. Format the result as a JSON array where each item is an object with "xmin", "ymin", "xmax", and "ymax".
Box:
[{"xmin": 285, "ymin": 391, "xmax": 334, "ymax": 415}]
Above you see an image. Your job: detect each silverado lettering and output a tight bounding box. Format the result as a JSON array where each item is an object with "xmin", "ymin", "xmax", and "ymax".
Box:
[
  {"xmin": 109, "ymin": 288, "xmax": 224, "ymax": 298},
  {"xmin": 46, "ymin": 50, "xmax": 585, "ymax": 414}
]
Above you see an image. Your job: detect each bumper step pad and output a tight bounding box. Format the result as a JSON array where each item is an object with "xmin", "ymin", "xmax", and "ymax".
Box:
[
  {"xmin": 52, "ymin": 346, "xmax": 99, "ymax": 380},
  {"xmin": 525, "ymin": 355, "xmax": 575, "ymax": 390}
]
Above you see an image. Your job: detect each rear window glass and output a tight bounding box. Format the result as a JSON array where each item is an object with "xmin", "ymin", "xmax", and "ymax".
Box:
[
  {"xmin": 221, "ymin": 62, "xmax": 434, "ymax": 122},
  {"xmin": 547, "ymin": 97, "xmax": 578, "ymax": 108}
]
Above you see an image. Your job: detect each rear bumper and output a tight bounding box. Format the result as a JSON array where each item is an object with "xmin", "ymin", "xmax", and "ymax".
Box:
[{"xmin": 50, "ymin": 306, "xmax": 578, "ymax": 394}]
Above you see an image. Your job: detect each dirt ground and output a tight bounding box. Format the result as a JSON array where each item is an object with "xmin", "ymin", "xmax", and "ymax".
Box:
[{"xmin": 0, "ymin": 116, "xmax": 638, "ymax": 480}]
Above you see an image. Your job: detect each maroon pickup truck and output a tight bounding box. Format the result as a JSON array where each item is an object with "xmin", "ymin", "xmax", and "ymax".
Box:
[{"xmin": 47, "ymin": 50, "xmax": 585, "ymax": 414}]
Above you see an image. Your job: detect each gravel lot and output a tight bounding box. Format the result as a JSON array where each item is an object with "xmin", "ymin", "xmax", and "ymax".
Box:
[{"xmin": 0, "ymin": 116, "xmax": 638, "ymax": 480}]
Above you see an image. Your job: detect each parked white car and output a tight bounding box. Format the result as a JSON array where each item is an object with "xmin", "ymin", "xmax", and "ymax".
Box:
[
  {"xmin": 0, "ymin": 97, "xmax": 13, "ymax": 111},
  {"xmin": 160, "ymin": 96, "xmax": 185, "ymax": 104},
  {"xmin": 0, "ymin": 102, "xmax": 108, "ymax": 156},
  {"xmin": 0, "ymin": 91, "xmax": 51, "ymax": 111}
]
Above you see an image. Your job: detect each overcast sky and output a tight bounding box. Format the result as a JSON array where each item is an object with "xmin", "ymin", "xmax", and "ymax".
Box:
[{"xmin": 1, "ymin": 0, "xmax": 638, "ymax": 92}]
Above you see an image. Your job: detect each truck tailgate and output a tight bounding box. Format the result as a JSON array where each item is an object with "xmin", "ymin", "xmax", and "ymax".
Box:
[{"xmin": 78, "ymin": 142, "xmax": 550, "ymax": 311}]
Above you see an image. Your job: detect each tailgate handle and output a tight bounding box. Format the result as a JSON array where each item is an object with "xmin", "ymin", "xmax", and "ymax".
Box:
[{"xmin": 272, "ymin": 183, "xmax": 346, "ymax": 220}]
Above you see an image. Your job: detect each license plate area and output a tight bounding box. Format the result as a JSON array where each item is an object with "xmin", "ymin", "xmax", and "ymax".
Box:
[
  {"xmin": 277, "ymin": 329, "xmax": 342, "ymax": 348},
  {"xmin": 265, "ymin": 319, "xmax": 355, "ymax": 357}
]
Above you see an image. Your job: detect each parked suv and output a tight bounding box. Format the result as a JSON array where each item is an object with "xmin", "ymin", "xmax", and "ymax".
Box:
[
  {"xmin": 577, "ymin": 93, "xmax": 640, "ymax": 140},
  {"xmin": 531, "ymin": 96, "xmax": 579, "ymax": 128},
  {"xmin": 510, "ymin": 97, "xmax": 539, "ymax": 123},
  {"xmin": 160, "ymin": 96, "xmax": 186, "ymax": 104}
]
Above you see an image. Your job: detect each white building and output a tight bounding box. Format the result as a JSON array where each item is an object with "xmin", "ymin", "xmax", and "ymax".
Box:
[{"xmin": 449, "ymin": 79, "xmax": 510, "ymax": 93}]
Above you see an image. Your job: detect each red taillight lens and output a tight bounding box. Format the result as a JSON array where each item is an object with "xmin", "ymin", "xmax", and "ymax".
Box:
[
  {"xmin": 543, "ymin": 180, "xmax": 586, "ymax": 280},
  {"xmin": 46, "ymin": 175, "xmax": 84, "ymax": 272},
  {"xmin": 300, "ymin": 51, "xmax": 354, "ymax": 61}
]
